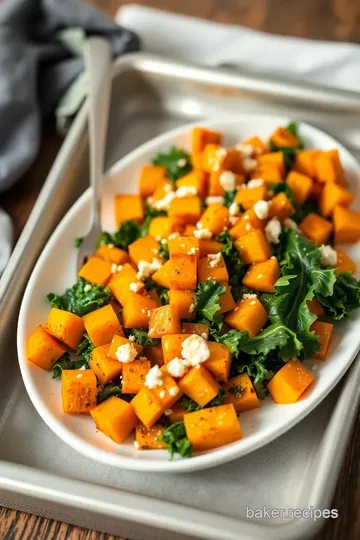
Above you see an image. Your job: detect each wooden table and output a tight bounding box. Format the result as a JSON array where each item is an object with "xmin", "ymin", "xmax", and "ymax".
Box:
[{"xmin": 1, "ymin": 1, "xmax": 360, "ymax": 538}]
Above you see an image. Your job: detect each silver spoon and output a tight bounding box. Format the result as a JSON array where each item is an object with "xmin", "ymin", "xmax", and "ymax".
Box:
[{"xmin": 77, "ymin": 37, "xmax": 112, "ymax": 272}]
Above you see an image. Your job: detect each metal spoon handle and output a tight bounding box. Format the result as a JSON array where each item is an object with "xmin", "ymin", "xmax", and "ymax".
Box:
[{"xmin": 84, "ymin": 37, "xmax": 112, "ymax": 227}]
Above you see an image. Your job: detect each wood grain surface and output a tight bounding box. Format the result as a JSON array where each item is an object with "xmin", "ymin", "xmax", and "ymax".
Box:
[{"xmin": 1, "ymin": 0, "xmax": 360, "ymax": 539}]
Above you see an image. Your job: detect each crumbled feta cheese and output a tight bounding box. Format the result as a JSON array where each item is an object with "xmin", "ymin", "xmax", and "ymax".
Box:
[
  {"xmin": 201, "ymin": 332, "xmax": 208, "ymax": 340},
  {"xmin": 164, "ymin": 184, "xmax": 172, "ymax": 193},
  {"xmin": 176, "ymin": 186, "xmax": 197, "ymax": 197},
  {"xmin": 205, "ymin": 196, "xmax": 225, "ymax": 205},
  {"xmin": 194, "ymin": 228, "xmax": 212, "ymax": 239},
  {"xmin": 167, "ymin": 357, "xmax": 187, "ymax": 378},
  {"xmin": 115, "ymin": 343, "xmax": 138, "ymax": 363},
  {"xmin": 208, "ymin": 252, "xmax": 222, "ymax": 268},
  {"xmin": 187, "ymin": 247, "xmax": 196, "ymax": 255},
  {"xmin": 76, "ymin": 374, "xmax": 83, "ymax": 379},
  {"xmin": 253, "ymin": 200, "xmax": 270, "ymax": 220},
  {"xmin": 155, "ymin": 235, "xmax": 162, "ymax": 242},
  {"xmin": 169, "ymin": 386, "xmax": 179, "ymax": 396},
  {"xmin": 177, "ymin": 158, "xmax": 187, "ymax": 167},
  {"xmin": 128, "ymin": 334, "xmax": 135, "ymax": 342},
  {"xmin": 319, "ymin": 244, "xmax": 338, "ymax": 267},
  {"xmin": 181, "ymin": 335, "xmax": 210, "ymax": 366},
  {"xmin": 153, "ymin": 190, "xmax": 176, "ymax": 210},
  {"xmin": 243, "ymin": 293, "xmax": 257, "ymax": 299},
  {"xmin": 159, "ymin": 389, "xmax": 166, "ymax": 399},
  {"xmin": 189, "ymin": 303, "xmax": 195, "ymax": 313},
  {"xmin": 79, "ymin": 365, "xmax": 86, "ymax": 370},
  {"xmin": 168, "ymin": 232, "xmax": 180, "ymax": 240},
  {"xmin": 164, "ymin": 409, "xmax": 173, "ymax": 416},
  {"xmin": 144, "ymin": 365, "xmax": 163, "ymax": 389},
  {"xmin": 236, "ymin": 143, "xmax": 254, "ymax": 157},
  {"xmin": 160, "ymin": 238, "xmax": 168, "ymax": 244},
  {"xmin": 247, "ymin": 178, "xmax": 264, "ymax": 188},
  {"xmin": 111, "ymin": 263, "xmax": 118, "ymax": 274},
  {"xmin": 219, "ymin": 171, "xmax": 236, "ymax": 192},
  {"xmin": 229, "ymin": 202, "xmax": 240, "ymax": 216},
  {"xmin": 83, "ymin": 284, "xmax": 92, "ymax": 293},
  {"xmin": 137, "ymin": 258, "xmax": 162, "ymax": 280},
  {"xmin": 134, "ymin": 441, "xmax": 140, "ymax": 449},
  {"xmin": 245, "ymin": 223, "xmax": 251, "ymax": 231},
  {"xmin": 250, "ymin": 300, "xmax": 257, "ymax": 305},
  {"xmin": 242, "ymin": 157, "xmax": 257, "ymax": 172},
  {"xmin": 152, "ymin": 248, "xmax": 159, "ymax": 254},
  {"xmin": 283, "ymin": 218, "xmax": 299, "ymax": 231},
  {"xmin": 196, "ymin": 221, "xmax": 203, "ymax": 229},
  {"xmin": 129, "ymin": 281, "xmax": 144, "ymax": 293},
  {"xmin": 229, "ymin": 216, "xmax": 239, "ymax": 226},
  {"xmin": 107, "ymin": 243, "xmax": 115, "ymax": 248},
  {"xmin": 117, "ymin": 265, "xmax": 123, "ymax": 272},
  {"xmin": 265, "ymin": 218, "xmax": 282, "ymax": 244}
]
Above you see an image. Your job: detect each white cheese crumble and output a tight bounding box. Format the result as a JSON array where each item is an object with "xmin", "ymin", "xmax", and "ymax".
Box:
[
  {"xmin": 137, "ymin": 258, "xmax": 162, "ymax": 280},
  {"xmin": 250, "ymin": 300, "xmax": 257, "ymax": 305},
  {"xmin": 187, "ymin": 247, "xmax": 196, "ymax": 255},
  {"xmin": 129, "ymin": 281, "xmax": 144, "ymax": 293},
  {"xmin": 243, "ymin": 293, "xmax": 257, "ymax": 299},
  {"xmin": 164, "ymin": 409, "xmax": 173, "ymax": 416},
  {"xmin": 229, "ymin": 202, "xmax": 240, "ymax": 216},
  {"xmin": 134, "ymin": 441, "xmax": 140, "ymax": 449},
  {"xmin": 167, "ymin": 357, "xmax": 187, "ymax": 378},
  {"xmin": 229, "ymin": 216, "xmax": 240, "ymax": 226},
  {"xmin": 242, "ymin": 157, "xmax": 257, "ymax": 172},
  {"xmin": 177, "ymin": 158, "xmax": 187, "ymax": 167},
  {"xmin": 76, "ymin": 374, "xmax": 83, "ymax": 379},
  {"xmin": 265, "ymin": 218, "xmax": 282, "ymax": 244},
  {"xmin": 205, "ymin": 196, "xmax": 225, "ymax": 205},
  {"xmin": 153, "ymin": 190, "xmax": 176, "ymax": 210},
  {"xmin": 115, "ymin": 343, "xmax": 138, "ymax": 364},
  {"xmin": 169, "ymin": 386, "xmax": 179, "ymax": 396},
  {"xmin": 235, "ymin": 143, "xmax": 254, "ymax": 157},
  {"xmin": 319, "ymin": 244, "xmax": 338, "ymax": 267},
  {"xmin": 168, "ymin": 232, "xmax": 180, "ymax": 240},
  {"xmin": 111, "ymin": 263, "xmax": 118, "ymax": 274},
  {"xmin": 194, "ymin": 228, "xmax": 212, "ymax": 239},
  {"xmin": 159, "ymin": 389, "xmax": 166, "ymax": 399},
  {"xmin": 107, "ymin": 243, "xmax": 115, "ymax": 248},
  {"xmin": 176, "ymin": 186, "xmax": 198, "ymax": 197},
  {"xmin": 181, "ymin": 335, "xmax": 210, "ymax": 366},
  {"xmin": 83, "ymin": 284, "xmax": 92, "ymax": 293},
  {"xmin": 219, "ymin": 171, "xmax": 236, "ymax": 192},
  {"xmin": 208, "ymin": 252, "xmax": 222, "ymax": 268},
  {"xmin": 253, "ymin": 200, "xmax": 270, "ymax": 220},
  {"xmin": 189, "ymin": 303, "xmax": 195, "ymax": 313},
  {"xmin": 247, "ymin": 178, "xmax": 264, "ymax": 188},
  {"xmin": 283, "ymin": 218, "xmax": 299, "ymax": 231},
  {"xmin": 128, "ymin": 334, "xmax": 135, "ymax": 342},
  {"xmin": 201, "ymin": 332, "xmax": 208, "ymax": 340},
  {"xmin": 144, "ymin": 365, "xmax": 163, "ymax": 389}
]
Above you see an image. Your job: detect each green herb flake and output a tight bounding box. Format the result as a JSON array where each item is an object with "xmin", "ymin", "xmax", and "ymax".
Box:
[
  {"xmin": 152, "ymin": 146, "xmax": 192, "ymax": 184},
  {"xmin": 47, "ymin": 278, "xmax": 111, "ymax": 317},
  {"xmin": 74, "ymin": 237, "xmax": 83, "ymax": 248},
  {"xmin": 158, "ymin": 421, "xmax": 192, "ymax": 459}
]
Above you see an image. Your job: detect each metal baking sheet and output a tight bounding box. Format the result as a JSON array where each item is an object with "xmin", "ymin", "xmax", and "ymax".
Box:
[{"xmin": 1, "ymin": 52, "xmax": 360, "ymax": 540}]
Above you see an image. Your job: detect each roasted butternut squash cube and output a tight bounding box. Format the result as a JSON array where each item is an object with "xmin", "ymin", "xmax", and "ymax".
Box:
[
  {"xmin": 206, "ymin": 342, "xmax": 232, "ymax": 383},
  {"xmin": 319, "ymin": 182, "xmax": 354, "ymax": 217},
  {"xmin": 90, "ymin": 343, "xmax": 123, "ymax": 385},
  {"xmin": 135, "ymin": 424, "xmax": 166, "ymax": 449},
  {"xmin": 299, "ymin": 213, "xmax": 333, "ymax": 246},
  {"xmin": 114, "ymin": 195, "xmax": 144, "ymax": 226},
  {"xmin": 310, "ymin": 181, "xmax": 323, "ymax": 199},
  {"xmin": 315, "ymin": 149, "xmax": 346, "ymax": 185},
  {"xmin": 181, "ymin": 322, "xmax": 209, "ymax": 338},
  {"xmin": 307, "ymin": 297, "xmax": 325, "ymax": 317},
  {"xmin": 294, "ymin": 149, "xmax": 320, "ymax": 178},
  {"xmin": 235, "ymin": 186, "xmax": 268, "ymax": 210},
  {"xmin": 62, "ymin": 369, "xmax": 97, "ymax": 413},
  {"xmin": 202, "ymin": 145, "xmax": 243, "ymax": 174},
  {"xmin": 257, "ymin": 152, "xmax": 285, "ymax": 175},
  {"xmin": 267, "ymin": 360, "xmax": 315, "ymax": 404},
  {"xmin": 26, "ymin": 325, "xmax": 67, "ymax": 371},
  {"xmin": 270, "ymin": 126, "xmax": 300, "ymax": 148},
  {"xmin": 170, "ymin": 254, "xmax": 197, "ymax": 290},
  {"xmin": 269, "ymin": 192, "xmax": 295, "ymax": 221},
  {"xmin": 152, "ymin": 259, "xmax": 172, "ymax": 289},
  {"xmin": 161, "ymin": 333, "xmax": 192, "ymax": 365},
  {"xmin": 178, "ymin": 365, "xmax": 220, "ymax": 406},
  {"xmin": 335, "ymin": 248, "xmax": 356, "ymax": 274},
  {"xmin": 139, "ymin": 165, "xmax": 166, "ymax": 197},
  {"xmin": 122, "ymin": 359, "xmax": 151, "ymax": 394},
  {"xmin": 184, "ymin": 404, "xmax": 243, "ymax": 451},
  {"xmin": 311, "ymin": 321, "xmax": 334, "ymax": 361},
  {"xmin": 107, "ymin": 335, "xmax": 142, "ymax": 361},
  {"xmin": 251, "ymin": 165, "xmax": 283, "ymax": 184},
  {"xmin": 151, "ymin": 368, "xmax": 181, "ymax": 409},
  {"xmin": 96, "ymin": 245, "xmax": 129, "ymax": 266},
  {"xmin": 152, "ymin": 182, "xmax": 173, "ymax": 204},
  {"xmin": 286, "ymin": 171, "xmax": 313, "ymax": 206},
  {"xmin": 144, "ymin": 343, "xmax": 164, "ymax": 367},
  {"xmin": 169, "ymin": 404, "xmax": 186, "ymax": 424},
  {"xmin": 83, "ymin": 304, "xmax": 123, "ymax": 347},
  {"xmin": 198, "ymin": 239, "xmax": 224, "ymax": 257},
  {"xmin": 148, "ymin": 305, "xmax": 181, "ymax": 338},
  {"xmin": 148, "ymin": 217, "xmax": 181, "ymax": 238},
  {"xmin": 168, "ymin": 236, "xmax": 199, "ymax": 257},
  {"xmin": 199, "ymin": 204, "xmax": 229, "ymax": 235},
  {"xmin": 169, "ymin": 289, "xmax": 195, "ymax": 320},
  {"xmin": 78, "ymin": 256, "xmax": 113, "ymax": 285},
  {"xmin": 333, "ymin": 205, "xmax": 360, "ymax": 243},
  {"xmin": 168, "ymin": 196, "xmax": 202, "ymax": 225},
  {"xmin": 192, "ymin": 126, "xmax": 223, "ymax": 154},
  {"xmin": 242, "ymin": 257, "xmax": 280, "ymax": 293},
  {"xmin": 198, "ymin": 254, "xmax": 229, "ymax": 282},
  {"xmin": 224, "ymin": 373, "xmax": 260, "ymax": 413},
  {"xmin": 109, "ymin": 263, "xmax": 138, "ymax": 305},
  {"xmin": 235, "ymin": 229, "xmax": 271, "ymax": 264},
  {"xmin": 218, "ymin": 282, "xmax": 236, "ymax": 314},
  {"xmin": 122, "ymin": 293, "xmax": 158, "ymax": 329},
  {"xmin": 242, "ymin": 135, "xmax": 267, "ymax": 155},
  {"xmin": 129, "ymin": 236, "xmax": 161, "ymax": 266},
  {"xmin": 131, "ymin": 388, "xmax": 165, "ymax": 428},
  {"xmin": 90, "ymin": 396, "xmax": 137, "ymax": 443},
  {"xmin": 176, "ymin": 170, "xmax": 209, "ymax": 198},
  {"xmin": 225, "ymin": 297, "xmax": 268, "ymax": 337},
  {"xmin": 229, "ymin": 208, "xmax": 264, "ymax": 239},
  {"xmin": 208, "ymin": 170, "xmax": 245, "ymax": 196},
  {"xmin": 45, "ymin": 308, "xmax": 85, "ymax": 350}
]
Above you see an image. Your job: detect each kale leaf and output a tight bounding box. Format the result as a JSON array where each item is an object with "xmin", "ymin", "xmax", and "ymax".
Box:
[
  {"xmin": 97, "ymin": 381, "xmax": 123, "ymax": 404},
  {"xmin": 194, "ymin": 280, "xmax": 226, "ymax": 323},
  {"xmin": 144, "ymin": 277, "xmax": 169, "ymax": 305},
  {"xmin": 98, "ymin": 220, "xmax": 140, "ymax": 251},
  {"xmin": 152, "ymin": 146, "xmax": 192, "ymax": 184},
  {"xmin": 317, "ymin": 271, "xmax": 360, "ymax": 320},
  {"xmin": 223, "ymin": 189, "xmax": 237, "ymax": 207},
  {"xmin": 52, "ymin": 353, "xmax": 89, "ymax": 379},
  {"xmin": 76, "ymin": 334, "xmax": 95, "ymax": 362},
  {"xmin": 216, "ymin": 230, "xmax": 246, "ymax": 301},
  {"xmin": 47, "ymin": 278, "xmax": 111, "ymax": 317},
  {"xmin": 268, "ymin": 182, "xmax": 294, "ymax": 202},
  {"xmin": 159, "ymin": 421, "xmax": 192, "ymax": 459},
  {"xmin": 158, "ymin": 240, "xmax": 169, "ymax": 260},
  {"xmin": 128, "ymin": 329, "xmax": 159, "ymax": 348},
  {"xmin": 269, "ymin": 122, "xmax": 304, "ymax": 171}
]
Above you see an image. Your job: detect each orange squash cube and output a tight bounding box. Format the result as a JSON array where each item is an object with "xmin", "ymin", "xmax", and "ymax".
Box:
[
  {"xmin": 26, "ymin": 325, "xmax": 67, "ymax": 371},
  {"xmin": 307, "ymin": 297, "xmax": 325, "ymax": 317},
  {"xmin": 129, "ymin": 235, "xmax": 160, "ymax": 266},
  {"xmin": 151, "ymin": 367, "xmax": 182, "ymax": 409},
  {"xmin": 122, "ymin": 293, "xmax": 158, "ymax": 329},
  {"xmin": 251, "ymin": 165, "xmax": 283, "ymax": 184},
  {"xmin": 299, "ymin": 213, "xmax": 333, "ymax": 246},
  {"xmin": 269, "ymin": 192, "xmax": 295, "ymax": 221},
  {"xmin": 208, "ymin": 170, "xmax": 245, "ymax": 196},
  {"xmin": 176, "ymin": 170, "xmax": 209, "ymax": 198},
  {"xmin": 131, "ymin": 388, "xmax": 164, "ymax": 428},
  {"xmin": 202, "ymin": 145, "xmax": 243, "ymax": 174},
  {"xmin": 319, "ymin": 182, "xmax": 354, "ymax": 217},
  {"xmin": 62, "ymin": 369, "xmax": 97, "ymax": 413},
  {"xmin": 315, "ymin": 149, "xmax": 346, "ymax": 185},
  {"xmin": 122, "ymin": 359, "xmax": 151, "ymax": 393},
  {"xmin": 90, "ymin": 396, "xmax": 137, "ymax": 443},
  {"xmin": 114, "ymin": 195, "xmax": 144, "ymax": 227},
  {"xmin": 218, "ymin": 282, "xmax": 236, "ymax": 314},
  {"xmin": 152, "ymin": 182, "xmax": 173, "ymax": 204},
  {"xmin": 148, "ymin": 217, "xmax": 181, "ymax": 238},
  {"xmin": 45, "ymin": 308, "xmax": 85, "ymax": 350},
  {"xmin": 148, "ymin": 305, "xmax": 181, "ymax": 338},
  {"xmin": 169, "ymin": 255, "xmax": 197, "ymax": 291},
  {"xmin": 311, "ymin": 321, "xmax": 334, "ymax": 361},
  {"xmin": 135, "ymin": 424, "xmax": 166, "ymax": 449},
  {"xmin": 96, "ymin": 245, "xmax": 129, "ymax": 266},
  {"xmin": 192, "ymin": 126, "xmax": 223, "ymax": 154},
  {"xmin": 181, "ymin": 322, "xmax": 209, "ymax": 338},
  {"xmin": 179, "ymin": 365, "xmax": 220, "ymax": 406},
  {"xmin": 168, "ymin": 236, "xmax": 199, "ymax": 256},
  {"xmin": 267, "ymin": 359, "xmax": 316, "ymax": 404},
  {"xmin": 333, "ymin": 205, "xmax": 360, "ymax": 243},
  {"xmin": 90, "ymin": 343, "xmax": 123, "ymax": 385},
  {"xmin": 108, "ymin": 263, "xmax": 138, "ymax": 305},
  {"xmin": 198, "ymin": 254, "xmax": 229, "ymax": 282},
  {"xmin": 270, "ymin": 126, "xmax": 300, "ymax": 148},
  {"xmin": 242, "ymin": 135, "xmax": 267, "ymax": 155},
  {"xmin": 335, "ymin": 248, "xmax": 356, "ymax": 274},
  {"xmin": 78, "ymin": 256, "xmax": 113, "ymax": 285},
  {"xmin": 242, "ymin": 258, "xmax": 280, "ymax": 293},
  {"xmin": 184, "ymin": 404, "xmax": 243, "ymax": 451},
  {"xmin": 161, "ymin": 334, "xmax": 192, "ymax": 365},
  {"xmin": 107, "ymin": 335, "xmax": 142, "ymax": 361},
  {"xmin": 229, "ymin": 209, "xmax": 264, "ymax": 239},
  {"xmin": 286, "ymin": 171, "xmax": 313, "ymax": 206},
  {"xmin": 138, "ymin": 165, "xmax": 166, "ymax": 197},
  {"xmin": 199, "ymin": 204, "xmax": 229, "ymax": 235},
  {"xmin": 198, "ymin": 239, "xmax": 224, "ymax": 257},
  {"xmin": 169, "ymin": 289, "xmax": 196, "ymax": 320},
  {"xmin": 144, "ymin": 343, "xmax": 164, "ymax": 367},
  {"xmin": 225, "ymin": 297, "xmax": 268, "ymax": 337},
  {"xmin": 235, "ymin": 229, "xmax": 271, "ymax": 264},
  {"xmin": 310, "ymin": 181, "xmax": 324, "ymax": 200},
  {"xmin": 224, "ymin": 373, "xmax": 260, "ymax": 413},
  {"xmin": 152, "ymin": 259, "xmax": 172, "ymax": 289},
  {"xmin": 235, "ymin": 186, "xmax": 268, "ymax": 210},
  {"xmin": 206, "ymin": 342, "xmax": 232, "ymax": 383},
  {"xmin": 83, "ymin": 304, "xmax": 123, "ymax": 347},
  {"xmin": 169, "ymin": 404, "xmax": 187, "ymax": 424},
  {"xmin": 294, "ymin": 149, "xmax": 320, "ymax": 178},
  {"xmin": 257, "ymin": 152, "xmax": 285, "ymax": 175},
  {"xmin": 168, "ymin": 196, "xmax": 202, "ymax": 225}
]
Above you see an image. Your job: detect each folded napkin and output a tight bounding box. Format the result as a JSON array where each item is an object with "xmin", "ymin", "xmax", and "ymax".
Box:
[{"xmin": 0, "ymin": 0, "xmax": 139, "ymax": 274}]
